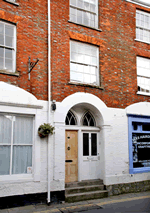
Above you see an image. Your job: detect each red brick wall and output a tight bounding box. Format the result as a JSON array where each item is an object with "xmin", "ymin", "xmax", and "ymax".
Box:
[
  {"xmin": 0, "ymin": 0, "xmax": 48, "ymax": 100},
  {"xmin": 51, "ymin": 0, "xmax": 150, "ymax": 108}
]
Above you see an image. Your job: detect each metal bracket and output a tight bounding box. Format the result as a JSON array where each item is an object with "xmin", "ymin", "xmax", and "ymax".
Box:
[{"xmin": 28, "ymin": 56, "xmax": 39, "ymax": 80}]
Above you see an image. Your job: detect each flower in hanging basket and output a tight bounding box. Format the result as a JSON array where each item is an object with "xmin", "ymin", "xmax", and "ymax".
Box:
[{"xmin": 38, "ymin": 123, "xmax": 54, "ymax": 138}]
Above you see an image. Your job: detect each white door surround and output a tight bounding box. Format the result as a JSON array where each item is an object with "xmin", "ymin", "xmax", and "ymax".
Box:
[{"xmin": 53, "ymin": 93, "xmax": 108, "ymax": 183}]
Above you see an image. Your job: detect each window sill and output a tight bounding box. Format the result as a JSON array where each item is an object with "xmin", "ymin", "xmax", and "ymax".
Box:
[
  {"xmin": 68, "ymin": 20, "xmax": 102, "ymax": 32},
  {"xmin": 3, "ymin": 0, "xmax": 19, "ymax": 6},
  {"xmin": 134, "ymin": 39, "xmax": 150, "ymax": 45},
  {"xmin": 0, "ymin": 174, "xmax": 33, "ymax": 183},
  {"xmin": 68, "ymin": 81, "xmax": 104, "ymax": 89},
  {"xmin": 126, "ymin": 0, "xmax": 150, "ymax": 8},
  {"xmin": 137, "ymin": 91, "xmax": 150, "ymax": 96},
  {"xmin": 0, "ymin": 70, "xmax": 19, "ymax": 76},
  {"xmin": 130, "ymin": 167, "xmax": 150, "ymax": 174}
]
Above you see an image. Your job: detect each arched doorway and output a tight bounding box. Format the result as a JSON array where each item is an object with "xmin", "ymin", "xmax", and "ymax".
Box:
[
  {"xmin": 65, "ymin": 105, "xmax": 101, "ymax": 183},
  {"xmin": 54, "ymin": 92, "xmax": 107, "ymax": 183}
]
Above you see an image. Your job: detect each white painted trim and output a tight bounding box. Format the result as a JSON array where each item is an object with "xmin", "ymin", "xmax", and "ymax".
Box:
[
  {"xmin": 135, "ymin": 39, "xmax": 150, "ymax": 45},
  {"xmin": 0, "ymin": 101, "xmax": 43, "ymax": 109},
  {"xmin": 54, "ymin": 92, "xmax": 107, "ymax": 124},
  {"xmin": 137, "ymin": 91, "xmax": 150, "ymax": 97},
  {"xmin": 126, "ymin": 0, "xmax": 150, "ymax": 8},
  {"xmin": 126, "ymin": 102, "xmax": 150, "ymax": 116},
  {"xmin": 0, "ymin": 174, "xmax": 33, "ymax": 182}
]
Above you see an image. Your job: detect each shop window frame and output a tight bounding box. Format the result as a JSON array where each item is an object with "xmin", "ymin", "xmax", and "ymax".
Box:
[{"xmin": 128, "ymin": 115, "xmax": 150, "ymax": 174}]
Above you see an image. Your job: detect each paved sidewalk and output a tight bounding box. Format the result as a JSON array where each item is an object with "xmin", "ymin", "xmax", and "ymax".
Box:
[{"xmin": 0, "ymin": 191, "xmax": 150, "ymax": 213}]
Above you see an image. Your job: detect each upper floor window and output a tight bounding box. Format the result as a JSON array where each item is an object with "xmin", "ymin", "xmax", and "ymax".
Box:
[
  {"xmin": 137, "ymin": 56, "xmax": 150, "ymax": 95},
  {"xmin": 0, "ymin": 21, "xmax": 16, "ymax": 72},
  {"xmin": 70, "ymin": 40, "xmax": 99, "ymax": 86},
  {"xmin": 136, "ymin": 10, "xmax": 150, "ymax": 44},
  {"xmin": 70, "ymin": 0, "xmax": 98, "ymax": 28}
]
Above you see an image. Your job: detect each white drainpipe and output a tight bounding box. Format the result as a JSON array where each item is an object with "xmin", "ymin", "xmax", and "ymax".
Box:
[{"xmin": 47, "ymin": 0, "xmax": 51, "ymax": 204}]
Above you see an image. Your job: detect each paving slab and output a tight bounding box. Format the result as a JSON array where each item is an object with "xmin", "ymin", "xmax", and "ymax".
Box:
[{"xmin": 8, "ymin": 205, "xmax": 36, "ymax": 213}]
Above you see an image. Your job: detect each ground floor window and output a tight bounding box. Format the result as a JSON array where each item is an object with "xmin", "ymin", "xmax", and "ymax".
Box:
[
  {"xmin": 0, "ymin": 114, "xmax": 33, "ymax": 175},
  {"xmin": 128, "ymin": 115, "xmax": 150, "ymax": 174}
]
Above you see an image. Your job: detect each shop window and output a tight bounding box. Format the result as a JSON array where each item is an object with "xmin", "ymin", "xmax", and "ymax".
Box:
[
  {"xmin": 70, "ymin": 40, "xmax": 99, "ymax": 86},
  {"xmin": 0, "ymin": 21, "xmax": 16, "ymax": 72},
  {"xmin": 0, "ymin": 114, "xmax": 33, "ymax": 175},
  {"xmin": 128, "ymin": 115, "xmax": 150, "ymax": 174},
  {"xmin": 137, "ymin": 56, "xmax": 150, "ymax": 95},
  {"xmin": 70, "ymin": 0, "xmax": 98, "ymax": 28},
  {"xmin": 65, "ymin": 110, "xmax": 77, "ymax": 125},
  {"xmin": 136, "ymin": 10, "xmax": 150, "ymax": 44}
]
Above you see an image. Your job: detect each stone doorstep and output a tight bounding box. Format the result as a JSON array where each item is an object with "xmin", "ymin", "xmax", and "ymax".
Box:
[
  {"xmin": 65, "ymin": 184, "xmax": 104, "ymax": 194},
  {"xmin": 65, "ymin": 190, "xmax": 108, "ymax": 203},
  {"xmin": 65, "ymin": 179, "xmax": 103, "ymax": 188}
]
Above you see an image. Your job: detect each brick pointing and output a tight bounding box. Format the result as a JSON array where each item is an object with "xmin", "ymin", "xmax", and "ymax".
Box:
[
  {"xmin": 0, "ymin": 0, "xmax": 48, "ymax": 100},
  {"xmin": 51, "ymin": 0, "xmax": 150, "ymax": 108}
]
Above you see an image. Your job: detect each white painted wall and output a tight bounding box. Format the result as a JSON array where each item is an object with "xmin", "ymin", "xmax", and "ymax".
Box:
[{"xmin": 0, "ymin": 85, "xmax": 150, "ymax": 198}]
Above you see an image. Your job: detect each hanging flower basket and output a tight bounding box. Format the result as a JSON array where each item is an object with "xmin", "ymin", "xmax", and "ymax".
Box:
[{"xmin": 38, "ymin": 123, "xmax": 54, "ymax": 138}]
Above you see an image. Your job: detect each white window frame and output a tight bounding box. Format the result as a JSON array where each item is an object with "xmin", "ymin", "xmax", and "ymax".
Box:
[
  {"xmin": 70, "ymin": 40, "xmax": 99, "ymax": 86},
  {"xmin": 0, "ymin": 105, "xmax": 40, "ymax": 183},
  {"xmin": 136, "ymin": 10, "xmax": 150, "ymax": 44},
  {"xmin": 0, "ymin": 21, "xmax": 16, "ymax": 72},
  {"xmin": 137, "ymin": 56, "xmax": 150, "ymax": 96},
  {"xmin": 69, "ymin": 0, "xmax": 98, "ymax": 29}
]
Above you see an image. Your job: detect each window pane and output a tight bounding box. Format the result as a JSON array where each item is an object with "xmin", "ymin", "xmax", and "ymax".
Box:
[
  {"xmin": 5, "ymin": 25, "xmax": 14, "ymax": 37},
  {"xmin": 12, "ymin": 146, "xmax": 32, "ymax": 174},
  {"xmin": 0, "ymin": 23, "xmax": 4, "ymax": 45},
  {"xmin": 91, "ymin": 75, "xmax": 96, "ymax": 84},
  {"xmin": 70, "ymin": 0, "xmax": 76, "ymax": 6},
  {"xmin": 90, "ymin": 3, "xmax": 95, "ymax": 12},
  {"xmin": 5, "ymin": 49, "xmax": 13, "ymax": 59},
  {"xmin": 132, "ymin": 133, "xmax": 150, "ymax": 168},
  {"xmin": 91, "ymin": 133, "xmax": 97, "ymax": 155},
  {"xmin": 84, "ymin": 74, "xmax": 91, "ymax": 83},
  {"xmin": 70, "ymin": 71, "xmax": 83, "ymax": 82},
  {"xmin": 83, "ymin": 11, "xmax": 90, "ymax": 26},
  {"xmin": 142, "ymin": 124, "xmax": 150, "ymax": 131},
  {"xmin": 83, "ymin": 133, "xmax": 89, "ymax": 156},
  {"xmin": 70, "ymin": 62, "xmax": 77, "ymax": 71},
  {"xmin": 0, "ymin": 47, "xmax": 4, "ymax": 57},
  {"xmin": 0, "ymin": 48, "xmax": 4, "ymax": 69},
  {"xmin": 0, "ymin": 115, "xmax": 12, "ymax": 144},
  {"xmin": 5, "ymin": 58, "xmax": 13, "ymax": 71},
  {"xmin": 13, "ymin": 116, "xmax": 33, "ymax": 145},
  {"xmin": 77, "ymin": 0, "xmax": 83, "ymax": 8},
  {"xmin": 5, "ymin": 36, "xmax": 13, "ymax": 47},
  {"xmin": 84, "ymin": 1, "xmax": 90, "ymax": 10},
  {"xmin": 0, "ymin": 57, "xmax": 3, "ymax": 69},
  {"xmin": 0, "ymin": 34, "xmax": 4, "ymax": 46},
  {"xmin": 77, "ymin": 10, "xmax": 82, "ymax": 24},
  {"xmin": 0, "ymin": 146, "xmax": 10, "ymax": 175}
]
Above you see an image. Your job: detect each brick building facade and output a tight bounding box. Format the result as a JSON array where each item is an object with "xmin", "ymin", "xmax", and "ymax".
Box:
[{"xmin": 0, "ymin": 0, "xmax": 150, "ymax": 207}]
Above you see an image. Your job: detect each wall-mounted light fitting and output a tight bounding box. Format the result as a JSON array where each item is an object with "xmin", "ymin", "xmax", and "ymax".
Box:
[{"xmin": 51, "ymin": 100, "xmax": 56, "ymax": 111}]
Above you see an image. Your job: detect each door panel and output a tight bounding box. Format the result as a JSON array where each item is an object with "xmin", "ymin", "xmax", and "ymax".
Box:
[
  {"xmin": 82, "ymin": 132, "xmax": 100, "ymax": 180},
  {"xmin": 65, "ymin": 130, "xmax": 78, "ymax": 183}
]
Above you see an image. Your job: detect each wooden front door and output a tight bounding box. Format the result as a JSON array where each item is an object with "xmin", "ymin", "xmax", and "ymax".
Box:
[{"xmin": 65, "ymin": 130, "xmax": 78, "ymax": 183}]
